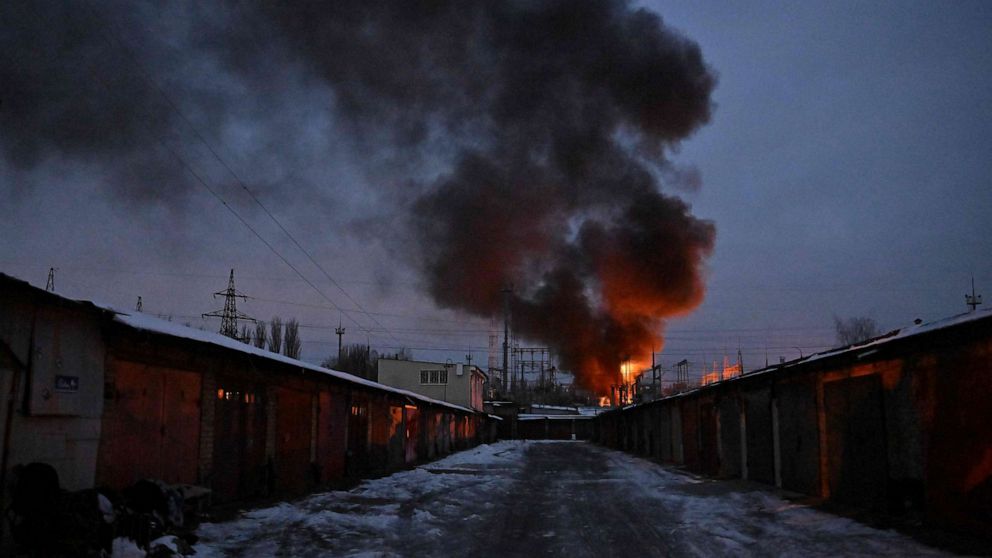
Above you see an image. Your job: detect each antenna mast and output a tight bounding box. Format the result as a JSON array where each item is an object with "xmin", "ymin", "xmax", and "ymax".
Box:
[{"xmin": 966, "ymin": 276, "xmax": 983, "ymax": 311}]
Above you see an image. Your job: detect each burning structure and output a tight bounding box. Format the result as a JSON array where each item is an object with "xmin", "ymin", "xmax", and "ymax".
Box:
[{"xmin": 403, "ymin": 3, "xmax": 719, "ymax": 397}]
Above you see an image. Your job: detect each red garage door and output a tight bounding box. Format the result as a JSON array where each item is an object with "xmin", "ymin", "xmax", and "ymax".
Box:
[
  {"xmin": 212, "ymin": 379, "xmax": 267, "ymax": 502},
  {"xmin": 317, "ymin": 389, "xmax": 348, "ymax": 484},
  {"xmin": 275, "ymin": 387, "xmax": 312, "ymax": 495},
  {"xmin": 98, "ymin": 361, "xmax": 201, "ymax": 489}
]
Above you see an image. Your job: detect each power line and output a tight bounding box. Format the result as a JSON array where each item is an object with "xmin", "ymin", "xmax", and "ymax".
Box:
[
  {"xmin": 83, "ymin": 3, "xmax": 403, "ymax": 345},
  {"xmin": 31, "ymin": 1, "xmax": 378, "ymax": 342},
  {"xmin": 7, "ymin": 3, "xmax": 340, "ymax": 330},
  {"xmin": 0, "ymin": 260, "xmax": 492, "ymax": 326}
]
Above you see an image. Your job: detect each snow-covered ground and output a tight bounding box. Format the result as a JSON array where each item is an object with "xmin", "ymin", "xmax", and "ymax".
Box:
[
  {"xmin": 194, "ymin": 443, "xmax": 521, "ymax": 557},
  {"xmin": 192, "ymin": 441, "xmax": 960, "ymax": 557}
]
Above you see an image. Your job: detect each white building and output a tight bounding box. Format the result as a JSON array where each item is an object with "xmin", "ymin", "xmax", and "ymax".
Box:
[{"xmin": 377, "ymin": 359, "xmax": 487, "ymax": 411}]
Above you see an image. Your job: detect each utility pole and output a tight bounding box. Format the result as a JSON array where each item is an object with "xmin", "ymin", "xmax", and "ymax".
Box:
[
  {"xmin": 45, "ymin": 267, "xmax": 55, "ymax": 292},
  {"xmin": 465, "ymin": 353, "xmax": 473, "ymax": 366},
  {"xmin": 501, "ymin": 285, "xmax": 512, "ymax": 393},
  {"xmin": 202, "ymin": 269, "xmax": 254, "ymax": 339},
  {"xmin": 487, "ymin": 317, "xmax": 499, "ymax": 389},
  {"xmin": 335, "ymin": 317, "xmax": 346, "ymax": 366},
  {"xmin": 651, "ymin": 349, "xmax": 658, "ymax": 398},
  {"xmin": 135, "ymin": 296, "xmax": 143, "ymax": 312},
  {"xmin": 966, "ymin": 276, "xmax": 983, "ymax": 311}
]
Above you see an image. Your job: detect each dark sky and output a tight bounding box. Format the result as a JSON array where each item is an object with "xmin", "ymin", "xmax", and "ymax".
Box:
[
  {"xmin": 2, "ymin": 1, "xmax": 990, "ymax": 383},
  {"xmin": 644, "ymin": 0, "xmax": 992, "ymax": 369}
]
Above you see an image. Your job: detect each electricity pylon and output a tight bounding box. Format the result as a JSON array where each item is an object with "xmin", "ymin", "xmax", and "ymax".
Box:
[{"xmin": 203, "ymin": 269, "xmax": 255, "ymax": 338}]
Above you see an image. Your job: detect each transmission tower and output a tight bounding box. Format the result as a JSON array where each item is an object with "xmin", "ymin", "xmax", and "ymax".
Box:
[
  {"xmin": 45, "ymin": 267, "xmax": 56, "ymax": 292},
  {"xmin": 676, "ymin": 359, "xmax": 689, "ymax": 388},
  {"xmin": 202, "ymin": 269, "xmax": 255, "ymax": 338},
  {"xmin": 135, "ymin": 296, "xmax": 143, "ymax": 312}
]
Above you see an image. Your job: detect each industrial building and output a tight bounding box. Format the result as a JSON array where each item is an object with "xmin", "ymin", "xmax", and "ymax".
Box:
[{"xmin": 377, "ymin": 358, "xmax": 487, "ymax": 411}]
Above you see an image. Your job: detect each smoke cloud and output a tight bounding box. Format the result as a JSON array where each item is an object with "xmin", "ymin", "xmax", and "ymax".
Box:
[
  {"xmin": 1, "ymin": 0, "xmax": 716, "ymax": 393},
  {"xmin": 274, "ymin": 0, "xmax": 718, "ymax": 392}
]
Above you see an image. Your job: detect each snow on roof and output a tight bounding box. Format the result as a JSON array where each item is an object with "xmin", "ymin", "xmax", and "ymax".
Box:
[
  {"xmin": 518, "ymin": 414, "xmax": 594, "ymax": 421},
  {"xmin": 576, "ymin": 406, "xmax": 609, "ymax": 416},
  {"xmin": 111, "ymin": 310, "xmax": 480, "ymax": 414},
  {"xmin": 610, "ymin": 308, "xmax": 992, "ymax": 414},
  {"xmin": 763, "ymin": 307, "xmax": 992, "ymax": 374},
  {"xmin": 531, "ymin": 404, "xmax": 578, "ymax": 412},
  {"xmin": 0, "ymin": 273, "xmax": 480, "ymax": 415}
]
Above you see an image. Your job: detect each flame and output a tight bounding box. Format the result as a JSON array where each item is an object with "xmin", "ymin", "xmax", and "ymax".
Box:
[
  {"xmin": 610, "ymin": 356, "xmax": 651, "ymax": 406},
  {"xmin": 701, "ymin": 356, "xmax": 742, "ymax": 386}
]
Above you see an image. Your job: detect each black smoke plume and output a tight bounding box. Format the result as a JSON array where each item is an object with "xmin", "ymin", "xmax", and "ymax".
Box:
[{"xmin": 1, "ymin": 0, "xmax": 717, "ymax": 392}]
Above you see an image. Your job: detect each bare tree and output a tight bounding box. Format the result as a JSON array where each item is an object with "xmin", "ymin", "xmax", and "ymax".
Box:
[
  {"xmin": 323, "ymin": 343, "xmax": 378, "ymax": 380},
  {"xmin": 268, "ymin": 317, "xmax": 283, "ymax": 354},
  {"xmin": 834, "ymin": 315, "xmax": 881, "ymax": 346},
  {"xmin": 253, "ymin": 321, "xmax": 267, "ymax": 349},
  {"xmin": 283, "ymin": 319, "xmax": 302, "ymax": 359},
  {"xmin": 379, "ymin": 347, "xmax": 413, "ymax": 361},
  {"xmin": 239, "ymin": 324, "xmax": 252, "ymax": 344}
]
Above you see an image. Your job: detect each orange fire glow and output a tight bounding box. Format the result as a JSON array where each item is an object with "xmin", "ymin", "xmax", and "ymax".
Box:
[{"xmin": 701, "ymin": 357, "xmax": 742, "ymax": 386}]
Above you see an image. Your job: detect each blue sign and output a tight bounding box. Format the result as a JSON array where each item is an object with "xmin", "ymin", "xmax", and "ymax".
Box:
[{"xmin": 54, "ymin": 375, "xmax": 79, "ymax": 393}]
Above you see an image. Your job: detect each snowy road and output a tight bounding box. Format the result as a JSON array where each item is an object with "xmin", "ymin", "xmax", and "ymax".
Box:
[{"xmin": 195, "ymin": 441, "xmax": 954, "ymax": 557}]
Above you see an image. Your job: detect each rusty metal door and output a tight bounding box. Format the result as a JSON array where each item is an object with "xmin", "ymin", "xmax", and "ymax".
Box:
[
  {"xmin": 388, "ymin": 405, "xmax": 404, "ymax": 468},
  {"xmin": 98, "ymin": 362, "xmax": 201, "ymax": 489},
  {"xmin": 825, "ymin": 374, "xmax": 888, "ymax": 509},
  {"xmin": 681, "ymin": 399, "xmax": 701, "ymax": 472},
  {"xmin": 404, "ymin": 406, "xmax": 419, "ymax": 464},
  {"xmin": 161, "ymin": 371, "xmax": 201, "ymax": 484},
  {"xmin": 317, "ymin": 389, "xmax": 348, "ymax": 484},
  {"xmin": 347, "ymin": 395, "xmax": 370, "ymax": 477},
  {"xmin": 275, "ymin": 387, "xmax": 312, "ymax": 494},
  {"xmin": 700, "ymin": 401, "xmax": 720, "ymax": 476},
  {"xmin": 212, "ymin": 381, "xmax": 266, "ymax": 502}
]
